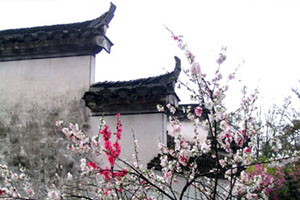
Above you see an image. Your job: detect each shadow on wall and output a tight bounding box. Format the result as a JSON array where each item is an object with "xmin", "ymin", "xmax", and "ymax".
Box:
[{"xmin": 0, "ymin": 93, "xmax": 90, "ymax": 193}]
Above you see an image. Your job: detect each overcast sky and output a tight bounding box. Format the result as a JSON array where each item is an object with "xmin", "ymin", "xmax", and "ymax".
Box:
[{"xmin": 1, "ymin": 0, "xmax": 300, "ymax": 108}]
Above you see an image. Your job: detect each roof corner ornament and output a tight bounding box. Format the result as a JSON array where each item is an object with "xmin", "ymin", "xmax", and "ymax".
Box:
[
  {"xmin": 173, "ymin": 56, "xmax": 181, "ymax": 77},
  {"xmin": 88, "ymin": 2, "xmax": 116, "ymax": 29}
]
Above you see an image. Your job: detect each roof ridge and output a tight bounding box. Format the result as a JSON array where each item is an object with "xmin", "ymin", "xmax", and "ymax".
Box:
[
  {"xmin": 0, "ymin": 3, "xmax": 116, "ymax": 61},
  {"xmin": 91, "ymin": 57, "xmax": 181, "ymax": 88},
  {"xmin": 0, "ymin": 3, "xmax": 116, "ymax": 36}
]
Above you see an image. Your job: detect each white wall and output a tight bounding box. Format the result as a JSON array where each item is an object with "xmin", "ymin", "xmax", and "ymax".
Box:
[
  {"xmin": 167, "ymin": 121, "xmax": 208, "ymax": 142},
  {"xmin": 0, "ymin": 55, "xmax": 95, "ymax": 107},
  {"xmin": 89, "ymin": 113, "xmax": 209, "ymax": 168},
  {"xmin": 0, "ymin": 55, "xmax": 96, "ymax": 187},
  {"xmin": 89, "ymin": 113, "xmax": 167, "ymax": 167}
]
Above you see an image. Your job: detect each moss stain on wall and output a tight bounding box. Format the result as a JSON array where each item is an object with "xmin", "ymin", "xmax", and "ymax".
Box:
[{"xmin": 0, "ymin": 93, "xmax": 91, "ymax": 193}]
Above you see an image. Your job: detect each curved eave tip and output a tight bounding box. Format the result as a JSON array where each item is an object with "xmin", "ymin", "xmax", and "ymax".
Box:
[{"xmin": 174, "ymin": 56, "xmax": 181, "ymax": 70}]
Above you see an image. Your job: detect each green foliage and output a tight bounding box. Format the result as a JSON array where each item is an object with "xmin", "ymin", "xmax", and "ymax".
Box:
[{"xmin": 276, "ymin": 176, "xmax": 300, "ymax": 200}]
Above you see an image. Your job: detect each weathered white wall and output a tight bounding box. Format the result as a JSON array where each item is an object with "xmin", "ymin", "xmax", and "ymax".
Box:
[
  {"xmin": 0, "ymin": 55, "xmax": 95, "ymax": 189},
  {"xmin": 90, "ymin": 113, "xmax": 167, "ymax": 166},
  {"xmin": 89, "ymin": 114, "xmax": 208, "ymax": 168},
  {"xmin": 0, "ymin": 55, "xmax": 95, "ymax": 104},
  {"xmin": 167, "ymin": 121, "xmax": 208, "ymax": 142}
]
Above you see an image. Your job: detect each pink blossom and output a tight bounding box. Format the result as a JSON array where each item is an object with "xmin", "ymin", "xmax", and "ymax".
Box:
[
  {"xmin": 25, "ymin": 188, "xmax": 34, "ymax": 197},
  {"xmin": 224, "ymin": 85, "xmax": 229, "ymax": 91},
  {"xmin": 164, "ymin": 171, "xmax": 173, "ymax": 182},
  {"xmin": 228, "ymin": 73, "xmax": 235, "ymax": 80},
  {"xmin": 91, "ymin": 138, "xmax": 99, "ymax": 148},
  {"xmin": 213, "ymin": 89, "xmax": 222, "ymax": 98},
  {"xmin": 62, "ymin": 128, "xmax": 72, "ymax": 138},
  {"xmin": 47, "ymin": 190, "xmax": 60, "ymax": 200},
  {"xmin": 216, "ymin": 53, "xmax": 226, "ymax": 64},
  {"xmin": 188, "ymin": 52, "xmax": 195, "ymax": 61},
  {"xmin": 194, "ymin": 106, "xmax": 203, "ymax": 117},
  {"xmin": 219, "ymin": 159, "xmax": 227, "ymax": 168},
  {"xmin": 172, "ymin": 124, "xmax": 181, "ymax": 135},
  {"xmin": 190, "ymin": 62, "xmax": 201, "ymax": 75}
]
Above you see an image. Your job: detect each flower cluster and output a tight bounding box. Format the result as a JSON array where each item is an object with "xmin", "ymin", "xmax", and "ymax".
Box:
[
  {"xmin": 100, "ymin": 125, "xmax": 121, "ymax": 167},
  {"xmin": 69, "ymin": 114, "xmax": 128, "ymax": 198},
  {"xmin": 235, "ymin": 161, "xmax": 300, "ymax": 200},
  {"xmin": 61, "ymin": 122, "xmax": 100, "ymax": 154},
  {"xmin": 164, "ymin": 28, "xmax": 300, "ymax": 199},
  {"xmin": 0, "ymin": 164, "xmax": 34, "ymax": 199}
]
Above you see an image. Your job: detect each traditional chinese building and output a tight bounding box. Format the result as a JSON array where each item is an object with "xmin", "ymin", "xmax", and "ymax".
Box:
[
  {"xmin": 0, "ymin": 3, "xmax": 209, "ymax": 191},
  {"xmin": 0, "ymin": 3, "xmax": 116, "ymax": 186}
]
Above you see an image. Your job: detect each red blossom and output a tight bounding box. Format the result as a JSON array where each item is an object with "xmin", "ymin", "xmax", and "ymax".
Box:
[
  {"xmin": 179, "ymin": 155, "xmax": 189, "ymax": 166},
  {"xmin": 117, "ymin": 119, "xmax": 123, "ymax": 140},
  {"xmin": 100, "ymin": 167, "xmax": 112, "ymax": 181},
  {"xmin": 104, "ymin": 140, "xmax": 112, "ymax": 151},
  {"xmin": 173, "ymin": 36, "xmax": 179, "ymax": 40},
  {"xmin": 113, "ymin": 169, "xmax": 128, "ymax": 178},
  {"xmin": 100, "ymin": 125, "xmax": 112, "ymax": 141},
  {"xmin": 108, "ymin": 155, "xmax": 115, "ymax": 167},
  {"xmin": 0, "ymin": 189, "xmax": 4, "ymax": 195},
  {"xmin": 87, "ymin": 161, "xmax": 99, "ymax": 170},
  {"xmin": 113, "ymin": 142, "xmax": 121, "ymax": 156},
  {"xmin": 98, "ymin": 114, "xmax": 128, "ymax": 180},
  {"xmin": 104, "ymin": 188, "xmax": 111, "ymax": 196},
  {"xmin": 245, "ymin": 146, "xmax": 252, "ymax": 153}
]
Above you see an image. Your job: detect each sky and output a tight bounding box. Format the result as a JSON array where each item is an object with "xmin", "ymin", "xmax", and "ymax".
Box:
[{"xmin": 1, "ymin": 0, "xmax": 300, "ymax": 109}]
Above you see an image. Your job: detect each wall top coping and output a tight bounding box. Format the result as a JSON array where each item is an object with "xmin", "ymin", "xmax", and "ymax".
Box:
[{"xmin": 83, "ymin": 57, "xmax": 182, "ymax": 113}]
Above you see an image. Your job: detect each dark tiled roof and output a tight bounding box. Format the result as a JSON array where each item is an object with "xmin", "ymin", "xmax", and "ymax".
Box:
[
  {"xmin": 83, "ymin": 57, "xmax": 181, "ymax": 113},
  {"xmin": 0, "ymin": 3, "xmax": 116, "ymax": 61},
  {"xmin": 91, "ymin": 57, "xmax": 181, "ymax": 89}
]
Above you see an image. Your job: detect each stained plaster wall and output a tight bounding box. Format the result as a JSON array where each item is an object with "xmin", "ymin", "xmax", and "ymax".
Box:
[
  {"xmin": 89, "ymin": 113, "xmax": 168, "ymax": 167},
  {"xmin": 89, "ymin": 113, "xmax": 208, "ymax": 168},
  {"xmin": 167, "ymin": 121, "xmax": 208, "ymax": 142},
  {"xmin": 0, "ymin": 55, "xmax": 95, "ymax": 188}
]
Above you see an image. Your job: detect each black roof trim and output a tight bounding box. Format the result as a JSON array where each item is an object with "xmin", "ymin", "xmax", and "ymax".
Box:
[
  {"xmin": 83, "ymin": 57, "xmax": 181, "ymax": 113},
  {"xmin": 0, "ymin": 3, "xmax": 116, "ymax": 61},
  {"xmin": 91, "ymin": 56, "xmax": 181, "ymax": 89},
  {"xmin": 0, "ymin": 3, "xmax": 116, "ymax": 36}
]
